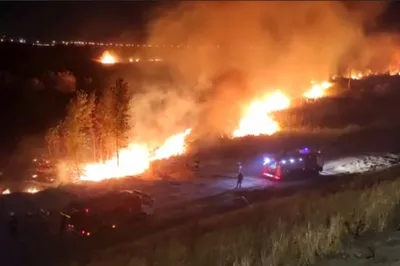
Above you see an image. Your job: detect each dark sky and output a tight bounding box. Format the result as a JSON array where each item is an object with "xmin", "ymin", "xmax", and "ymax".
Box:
[
  {"xmin": 0, "ymin": 1, "xmax": 400, "ymax": 42},
  {"xmin": 0, "ymin": 1, "xmax": 162, "ymax": 42}
]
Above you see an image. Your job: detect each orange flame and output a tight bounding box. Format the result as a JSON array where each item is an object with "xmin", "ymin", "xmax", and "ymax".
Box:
[
  {"xmin": 79, "ymin": 129, "xmax": 191, "ymax": 182},
  {"xmin": 233, "ymin": 90, "xmax": 290, "ymax": 137},
  {"xmin": 303, "ymin": 81, "xmax": 333, "ymax": 99},
  {"xmin": 99, "ymin": 51, "xmax": 117, "ymax": 64},
  {"xmin": 26, "ymin": 187, "xmax": 40, "ymax": 194},
  {"xmin": 153, "ymin": 129, "xmax": 192, "ymax": 160}
]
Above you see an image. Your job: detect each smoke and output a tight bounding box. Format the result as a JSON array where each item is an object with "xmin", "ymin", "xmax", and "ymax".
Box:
[
  {"xmin": 129, "ymin": 81, "xmax": 200, "ymax": 144},
  {"xmin": 344, "ymin": 33, "xmax": 400, "ymax": 72},
  {"xmin": 130, "ymin": 1, "xmax": 388, "ymax": 140}
]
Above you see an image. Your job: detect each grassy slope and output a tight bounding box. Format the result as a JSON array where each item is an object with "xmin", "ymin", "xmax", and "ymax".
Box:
[{"xmin": 78, "ymin": 165, "xmax": 400, "ymax": 266}]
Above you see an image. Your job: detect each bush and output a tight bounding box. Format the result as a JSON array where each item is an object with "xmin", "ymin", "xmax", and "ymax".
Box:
[{"xmin": 85, "ymin": 167, "xmax": 400, "ymax": 266}]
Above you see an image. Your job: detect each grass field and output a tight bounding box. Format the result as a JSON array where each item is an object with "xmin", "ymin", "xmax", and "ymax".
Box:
[{"xmin": 77, "ymin": 164, "xmax": 400, "ymax": 266}]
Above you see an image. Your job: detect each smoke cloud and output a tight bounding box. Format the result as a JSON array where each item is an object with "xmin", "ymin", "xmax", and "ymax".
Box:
[
  {"xmin": 130, "ymin": 1, "xmax": 389, "ymax": 141},
  {"xmin": 344, "ymin": 33, "xmax": 400, "ymax": 73}
]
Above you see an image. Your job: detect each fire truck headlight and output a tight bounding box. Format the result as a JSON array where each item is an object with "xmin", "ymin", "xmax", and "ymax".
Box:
[
  {"xmin": 281, "ymin": 160, "xmax": 286, "ymax": 164},
  {"xmin": 263, "ymin": 157, "xmax": 270, "ymax": 165},
  {"xmin": 290, "ymin": 158, "xmax": 295, "ymax": 163}
]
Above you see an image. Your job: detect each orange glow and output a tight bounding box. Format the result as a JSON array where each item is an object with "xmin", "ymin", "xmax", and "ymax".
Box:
[
  {"xmin": 26, "ymin": 187, "xmax": 40, "ymax": 194},
  {"xmin": 350, "ymin": 72, "xmax": 363, "ymax": 80},
  {"xmin": 344, "ymin": 69, "xmax": 400, "ymax": 80},
  {"xmin": 99, "ymin": 51, "xmax": 117, "ymax": 64},
  {"xmin": 303, "ymin": 81, "xmax": 333, "ymax": 99},
  {"xmin": 233, "ymin": 90, "xmax": 290, "ymax": 137},
  {"xmin": 79, "ymin": 129, "xmax": 191, "ymax": 182},
  {"xmin": 80, "ymin": 144, "xmax": 151, "ymax": 181},
  {"xmin": 2, "ymin": 188, "xmax": 10, "ymax": 195},
  {"xmin": 153, "ymin": 129, "xmax": 192, "ymax": 160}
]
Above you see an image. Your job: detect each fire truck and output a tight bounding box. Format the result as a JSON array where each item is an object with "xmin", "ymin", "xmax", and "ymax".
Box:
[
  {"xmin": 262, "ymin": 148, "xmax": 324, "ymax": 180},
  {"xmin": 65, "ymin": 190, "xmax": 154, "ymax": 236}
]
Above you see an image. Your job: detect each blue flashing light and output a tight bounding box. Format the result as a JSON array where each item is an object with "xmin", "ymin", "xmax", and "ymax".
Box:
[{"xmin": 299, "ymin": 147, "xmax": 311, "ymax": 154}]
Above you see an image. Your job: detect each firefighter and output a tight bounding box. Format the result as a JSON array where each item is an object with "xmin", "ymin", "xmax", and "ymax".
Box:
[{"xmin": 236, "ymin": 171, "xmax": 244, "ymax": 189}]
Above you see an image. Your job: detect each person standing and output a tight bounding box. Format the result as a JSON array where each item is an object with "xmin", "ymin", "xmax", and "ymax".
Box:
[{"xmin": 236, "ymin": 172, "xmax": 244, "ymax": 189}]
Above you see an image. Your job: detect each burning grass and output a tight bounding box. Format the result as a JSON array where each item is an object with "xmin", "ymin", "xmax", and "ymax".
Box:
[{"xmin": 83, "ymin": 166, "xmax": 400, "ymax": 266}]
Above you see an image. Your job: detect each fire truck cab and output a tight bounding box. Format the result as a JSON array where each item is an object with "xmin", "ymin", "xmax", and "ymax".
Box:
[{"xmin": 262, "ymin": 148, "xmax": 324, "ymax": 180}]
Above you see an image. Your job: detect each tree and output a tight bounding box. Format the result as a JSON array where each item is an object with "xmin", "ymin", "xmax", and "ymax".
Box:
[
  {"xmin": 85, "ymin": 92, "xmax": 97, "ymax": 161},
  {"xmin": 44, "ymin": 78, "xmax": 133, "ymax": 169},
  {"xmin": 45, "ymin": 122, "xmax": 63, "ymax": 158},
  {"xmin": 110, "ymin": 78, "xmax": 132, "ymax": 166},
  {"xmin": 62, "ymin": 90, "xmax": 95, "ymax": 164},
  {"xmin": 95, "ymin": 86, "xmax": 116, "ymax": 162}
]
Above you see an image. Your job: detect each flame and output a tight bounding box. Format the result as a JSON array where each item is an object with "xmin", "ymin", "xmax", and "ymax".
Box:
[
  {"xmin": 2, "ymin": 189, "xmax": 10, "ymax": 195},
  {"xmin": 153, "ymin": 129, "xmax": 192, "ymax": 160},
  {"xmin": 79, "ymin": 129, "xmax": 191, "ymax": 182},
  {"xmin": 99, "ymin": 51, "xmax": 116, "ymax": 64},
  {"xmin": 303, "ymin": 81, "xmax": 333, "ymax": 99},
  {"xmin": 80, "ymin": 144, "xmax": 151, "ymax": 181},
  {"xmin": 26, "ymin": 187, "xmax": 40, "ymax": 194},
  {"xmin": 233, "ymin": 90, "xmax": 290, "ymax": 137},
  {"xmin": 350, "ymin": 72, "xmax": 363, "ymax": 80},
  {"xmin": 344, "ymin": 69, "xmax": 400, "ymax": 80}
]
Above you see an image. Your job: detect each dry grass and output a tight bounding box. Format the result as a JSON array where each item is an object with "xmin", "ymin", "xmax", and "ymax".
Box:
[
  {"xmin": 81, "ymin": 166, "xmax": 400, "ymax": 266},
  {"xmin": 282, "ymin": 124, "xmax": 362, "ymax": 136}
]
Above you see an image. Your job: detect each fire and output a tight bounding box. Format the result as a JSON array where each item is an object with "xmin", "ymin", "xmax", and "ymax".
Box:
[
  {"xmin": 2, "ymin": 189, "xmax": 10, "ymax": 195},
  {"xmin": 233, "ymin": 90, "xmax": 290, "ymax": 137},
  {"xmin": 99, "ymin": 51, "xmax": 116, "ymax": 64},
  {"xmin": 79, "ymin": 129, "xmax": 192, "ymax": 182},
  {"xmin": 350, "ymin": 72, "xmax": 363, "ymax": 80},
  {"xmin": 344, "ymin": 69, "xmax": 400, "ymax": 80},
  {"xmin": 26, "ymin": 187, "xmax": 40, "ymax": 194},
  {"xmin": 80, "ymin": 144, "xmax": 151, "ymax": 181},
  {"xmin": 303, "ymin": 81, "xmax": 333, "ymax": 99},
  {"xmin": 153, "ymin": 129, "xmax": 192, "ymax": 160}
]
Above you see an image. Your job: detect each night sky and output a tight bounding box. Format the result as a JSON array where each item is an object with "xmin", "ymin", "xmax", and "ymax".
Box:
[
  {"xmin": 0, "ymin": 1, "xmax": 400, "ymax": 42},
  {"xmin": 0, "ymin": 1, "xmax": 162, "ymax": 42}
]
